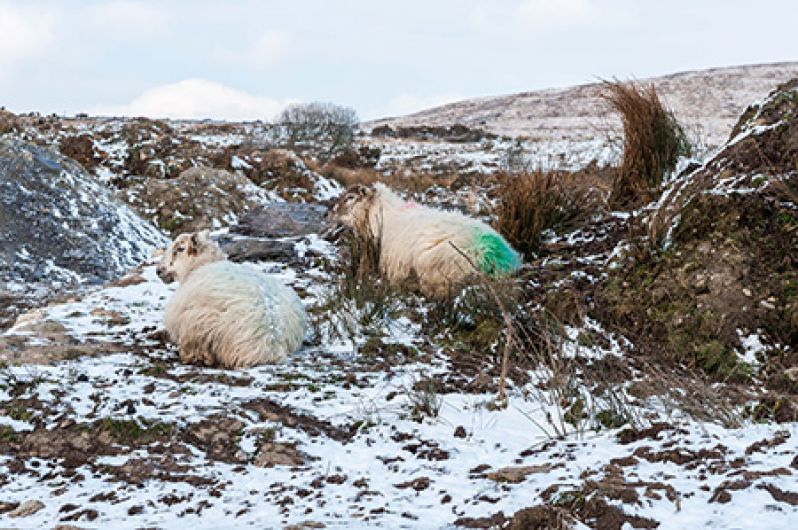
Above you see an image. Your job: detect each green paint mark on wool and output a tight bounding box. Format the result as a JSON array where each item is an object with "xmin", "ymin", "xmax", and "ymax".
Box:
[{"xmin": 473, "ymin": 230, "xmax": 521, "ymax": 277}]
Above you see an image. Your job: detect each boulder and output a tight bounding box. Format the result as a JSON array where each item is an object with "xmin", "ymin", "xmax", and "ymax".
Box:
[
  {"xmin": 217, "ymin": 237, "xmax": 296, "ymax": 263},
  {"xmin": 0, "ymin": 138, "xmax": 166, "ymax": 329},
  {"xmin": 231, "ymin": 202, "xmax": 330, "ymax": 238}
]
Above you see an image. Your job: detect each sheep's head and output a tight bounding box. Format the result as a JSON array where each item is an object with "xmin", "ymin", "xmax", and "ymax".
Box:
[
  {"xmin": 328, "ymin": 184, "xmax": 375, "ymax": 230},
  {"xmin": 156, "ymin": 230, "xmax": 224, "ymax": 284}
]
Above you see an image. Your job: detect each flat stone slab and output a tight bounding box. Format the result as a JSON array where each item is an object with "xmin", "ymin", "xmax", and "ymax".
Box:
[
  {"xmin": 218, "ymin": 237, "xmax": 296, "ymax": 263},
  {"xmin": 230, "ymin": 202, "xmax": 329, "ymax": 238}
]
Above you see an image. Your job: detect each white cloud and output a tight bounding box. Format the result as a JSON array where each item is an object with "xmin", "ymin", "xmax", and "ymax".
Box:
[
  {"xmin": 515, "ymin": 0, "xmax": 636, "ymax": 32},
  {"xmin": 83, "ymin": 1, "xmax": 169, "ymax": 40},
  {"xmin": 0, "ymin": 1, "xmax": 56, "ymax": 67},
  {"xmin": 91, "ymin": 79, "xmax": 295, "ymax": 121},
  {"xmin": 214, "ymin": 31, "xmax": 292, "ymax": 69},
  {"xmin": 517, "ymin": 0, "xmax": 596, "ymax": 30},
  {"xmin": 369, "ymin": 92, "xmax": 465, "ymax": 120}
]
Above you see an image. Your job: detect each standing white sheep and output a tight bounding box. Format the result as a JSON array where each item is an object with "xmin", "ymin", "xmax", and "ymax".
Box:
[
  {"xmin": 330, "ymin": 183, "xmax": 522, "ymax": 297},
  {"xmin": 156, "ymin": 231, "xmax": 307, "ymax": 368}
]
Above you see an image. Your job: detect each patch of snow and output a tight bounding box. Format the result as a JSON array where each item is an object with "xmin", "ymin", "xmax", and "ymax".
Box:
[{"xmin": 737, "ymin": 330, "xmax": 768, "ymax": 366}]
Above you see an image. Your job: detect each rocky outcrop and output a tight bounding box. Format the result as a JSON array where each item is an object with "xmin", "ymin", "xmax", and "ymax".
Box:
[
  {"xmin": 0, "ymin": 138, "xmax": 166, "ymax": 329},
  {"xmin": 119, "ymin": 166, "xmax": 278, "ymax": 235},
  {"xmin": 598, "ymin": 80, "xmax": 798, "ymax": 389}
]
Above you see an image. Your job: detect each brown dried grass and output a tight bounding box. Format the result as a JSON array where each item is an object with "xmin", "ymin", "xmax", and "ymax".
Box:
[
  {"xmin": 495, "ymin": 169, "xmax": 609, "ymax": 257},
  {"xmin": 323, "ymin": 164, "xmax": 447, "ymax": 194},
  {"xmin": 601, "ymin": 80, "xmax": 691, "ymax": 209}
]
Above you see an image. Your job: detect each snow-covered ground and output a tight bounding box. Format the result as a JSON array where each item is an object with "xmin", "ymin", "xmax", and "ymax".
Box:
[
  {"xmin": 371, "ymin": 135, "xmax": 620, "ymax": 175},
  {"xmin": 1, "ymin": 230, "xmax": 795, "ymax": 529},
  {"xmin": 1, "ymin": 62, "xmax": 797, "ymax": 529}
]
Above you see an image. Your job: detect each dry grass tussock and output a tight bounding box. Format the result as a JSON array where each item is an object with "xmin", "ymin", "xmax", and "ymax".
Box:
[
  {"xmin": 312, "ymin": 219, "xmax": 410, "ymax": 347},
  {"xmin": 438, "ymin": 244, "xmax": 643, "ymax": 436},
  {"xmin": 322, "ymin": 163, "xmax": 450, "ymax": 195},
  {"xmin": 495, "ymin": 168, "xmax": 610, "ymax": 257},
  {"xmin": 601, "ymin": 80, "xmax": 691, "ymax": 210}
]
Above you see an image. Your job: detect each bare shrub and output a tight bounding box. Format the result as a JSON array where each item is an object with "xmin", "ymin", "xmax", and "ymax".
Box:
[
  {"xmin": 601, "ymin": 80, "xmax": 691, "ymax": 209},
  {"xmin": 278, "ymin": 102, "xmax": 358, "ymax": 159}
]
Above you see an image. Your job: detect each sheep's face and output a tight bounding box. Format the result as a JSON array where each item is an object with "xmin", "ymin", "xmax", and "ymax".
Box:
[
  {"xmin": 329, "ymin": 184, "xmax": 374, "ymax": 229},
  {"xmin": 156, "ymin": 230, "xmax": 222, "ymax": 284}
]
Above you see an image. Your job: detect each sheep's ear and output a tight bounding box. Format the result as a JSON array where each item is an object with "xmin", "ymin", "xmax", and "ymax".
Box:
[
  {"xmin": 355, "ymin": 184, "xmax": 375, "ymax": 199},
  {"xmin": 188, "ymin": 233, "xmax": 201, "ymax": 256},
  {"xmin": 189, "ymin": 230, "xmax": 213, "ymax": 255},
  {"xmin": 346, "ymin": 184, "xmax": 369, "ymax": 198}
]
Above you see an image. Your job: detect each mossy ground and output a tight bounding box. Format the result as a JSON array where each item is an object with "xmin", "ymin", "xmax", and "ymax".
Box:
[{"xmin": 596, "ymin": 189, "xmax": 797, "ymax": 387}]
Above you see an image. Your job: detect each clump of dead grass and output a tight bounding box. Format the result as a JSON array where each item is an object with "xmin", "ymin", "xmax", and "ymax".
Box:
[
  {"xmin": 322, "ymin": 163, "xmax": 449, "ymax": 195},
  {"xmin": 601, "ymin": 80, "xmax": 691, "ymax": 209},
  {"xmin": 333, "ymin": 223, "xmax": 400, "ymax": 330},
  {"xmin": 495, "ymin": 169, "xmax": 608, "ymax": 257},
  {"xmin": 310, "ymin": 219, "xmax": 407, "ymax": 349}
]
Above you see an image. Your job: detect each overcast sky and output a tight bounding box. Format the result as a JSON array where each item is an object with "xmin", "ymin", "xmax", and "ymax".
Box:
[{"xmin": 1, "ymin": 0, "xmax": 796, "ymax": 121}]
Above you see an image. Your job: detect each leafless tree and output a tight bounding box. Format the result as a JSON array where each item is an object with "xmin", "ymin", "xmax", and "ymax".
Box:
[{"xmin": 277, "ymin": 102, "xmax": 358, "ymax": 158}]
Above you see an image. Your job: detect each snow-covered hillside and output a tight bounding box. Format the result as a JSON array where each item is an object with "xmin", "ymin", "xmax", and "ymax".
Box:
[{"xmin": 367, "ymin": 62, "xmax": 798, "ymax": 146}]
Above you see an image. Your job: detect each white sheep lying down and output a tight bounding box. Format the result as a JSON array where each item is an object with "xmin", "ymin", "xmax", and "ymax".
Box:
[
  {"xmin": 330, "ymin": 183, "xmax": 522, "ymax": 298},
  {"xmin": 156, "ymin": 231, "xmax": 307, "ymax": 368}
]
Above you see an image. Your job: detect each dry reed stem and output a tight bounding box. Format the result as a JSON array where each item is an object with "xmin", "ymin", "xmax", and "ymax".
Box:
[{"xmin": 449, "ymin": 243, "xmax": 517, "ymax": 404}]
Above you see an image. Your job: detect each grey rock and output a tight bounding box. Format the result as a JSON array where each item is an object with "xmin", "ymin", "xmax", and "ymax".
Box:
[
  {"xmin": 231, "ymin": 202, "xmax": 329, "ymax": 238},
  {"xmin": 219, "ymin": 237, "xmax": 296, "ymax": 263},
  {"xmin": 0, "ymin": 138, "xmax": 166, "ymax": 328}
]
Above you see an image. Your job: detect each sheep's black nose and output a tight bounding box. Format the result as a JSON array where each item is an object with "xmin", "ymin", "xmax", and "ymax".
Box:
[{"xmin": 155, "ymin": 267, "xmax": 171, "ymax": 283}]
